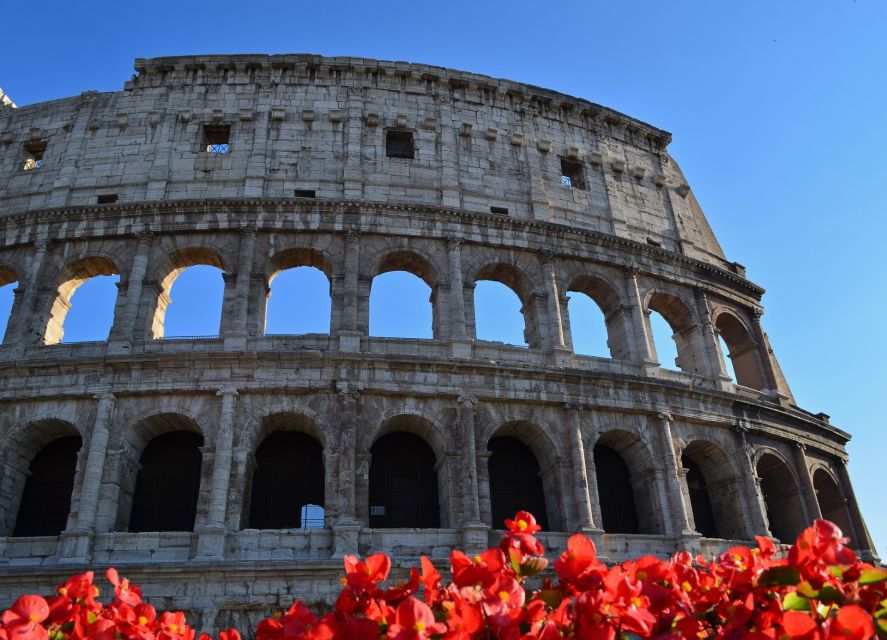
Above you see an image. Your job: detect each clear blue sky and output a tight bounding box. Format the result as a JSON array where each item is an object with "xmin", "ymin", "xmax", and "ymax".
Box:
[{"xmin": 1, "ymin": 0, "xmax": 884, "ymax": 556}]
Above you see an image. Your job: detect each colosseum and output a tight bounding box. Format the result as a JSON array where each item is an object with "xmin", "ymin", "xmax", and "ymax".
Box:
[{"xmin": 0, "ymin": 54, "xmax": 877, "ymax": 631}]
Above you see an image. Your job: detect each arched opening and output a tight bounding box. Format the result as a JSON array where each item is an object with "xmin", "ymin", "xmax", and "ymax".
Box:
[
  {"xmin": 683, "ymin": 457, "xmax": 718, "ymax": 538},
  {"xmin": 265, "ymin": 267, "xmax": 331, "ymax": 335},
  {"xmin": 593, "ymin": 444, "xmax": 638, "ymax": 534},
  {"xmin": 715, "ymin": 312, "xmax": 766, "ymax": 390},
  {"xmin": 473, "ymin": 263, "xmax": 539, "ymax": 348},
  {"xmin": 0, "ymin": 266, "xmax": 19, "ymax": 343},
  {"xmin": 13, "ymin": 435, "xmax": 82, "ymax": 537},
  {"xmin": 44, "ymin": 257, "xmax": 120, "ymax": 344},
  {"xmin": 566, "ymin": 275, "xmax": 628, "ymax": 359},
  {"xmin": 647, "ymin": 292, "xmax": 705, "ymax": 375},
  {"xmin": 813, "ymin": 469, "xmax": 854, "ymax": 542},
  {"xmin": 487, "ymin": 436, "xmax": 548, "ymax": 530},
  {"xmin": 717, "ymin": 334, "xmax": 738, "ymax": 381},
  {"xmin": 263, "ymin": 248, "xmax": 332, "ymax": 335},
  {"xmin": 369, "ymin": 432, "xmax": 439, "ymax": 528},
  {"xmin": 370, "ymin": 251, "xmax": 439, "ymax": 339},
  {"xmin": 681, "ymin": 439, "xmax": 746, "ymax": 540},
  {"xmin": 129, "ymin": 431, "xmax": 204, "ymax": 532},
  {"xmin": 248, "ymin": 432, "xmax": 324, "ymax": 529},
  {"xmin": 756, "ymin": 453, "xmax": 806, "ymax": 542},
  {"xmin": 152, "ymin": 248, "xmax": 226, "ymax": 339}
]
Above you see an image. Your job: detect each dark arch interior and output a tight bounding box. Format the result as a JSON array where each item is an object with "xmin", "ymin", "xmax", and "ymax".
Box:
[
  {"xmin": 369, "ymin": 432, "xmax": 439, "ymax": 528},
  {"xmin": 129, "ymin": 431, "xmax": 203, "ymax": 532},
  {"xmin": 13, "ymin": 435, "xmax": 82, "ymax": 537},
  {"xmin": 248, "ymin": 431, "xmax": 324, "ymax": 529},
  {"xmin": 487, "ymin": 436, "xmax": 548, "ymax": 530},
  {"xmin": 813, "ymin": 469, "xmax": 854, "ymax": 544},
  {"xmin": 683, "ymin": 456, "xmax": 719, "ymax": 538},
  {"xmin": 756, "ymin": 454, "xmax": 806, "ymax": 543},
  {"xmin": 594, "ymin": 444, "xmax": 638, "ymax": 534}
]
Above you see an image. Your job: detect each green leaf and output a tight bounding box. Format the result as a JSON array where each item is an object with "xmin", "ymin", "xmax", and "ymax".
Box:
[
  {"xmin": 508, "ymin": 547, "xmax": 522, "ymax": 574},
  {"xmin": 797, "ymin": 581, "xmax": 819, "ymax": 598},
  {"xmin": 817, "ymin": 584, "xmax": 844, "ymax": 604},
  {"xmin": 537, "ymin": 589, "xmax": 562, "ymax": 609},
  {"xmin": 758, "ymin": 566, "xmax": 800, "ymax": 587},
  {"xmin": 860, "ymin": 568, "xmax": 887, "ymax": 585},
  {"xmin": 782, "ymin": 592, "xmax": 810, "ymax": 611}
]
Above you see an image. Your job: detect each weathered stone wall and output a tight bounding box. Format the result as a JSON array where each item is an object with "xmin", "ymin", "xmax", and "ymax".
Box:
[{"xmin": 0, "ymin": 55, "xmax": 876, "ymax": 637}]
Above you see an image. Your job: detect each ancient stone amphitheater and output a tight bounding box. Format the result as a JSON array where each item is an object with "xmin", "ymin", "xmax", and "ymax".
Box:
[{"xmin": 0, "ymin": 55, "xmax": 876, "ymax": 631}]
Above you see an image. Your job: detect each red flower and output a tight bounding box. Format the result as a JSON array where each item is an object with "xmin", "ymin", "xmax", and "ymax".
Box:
[
  {"xmin": 106, "ymin": 567, "xmax": 143, "ymax": 607},
  {"xmin": 1, "ymin": 596, "xmax": 50, "ymax": 640},
  {"xmin": 831, "ymin": 605, "xmax": 874, "ymax": 640},
  {"xmin": 343, "ymin": 553, "xmax": 392, "ymax": 591},
  {"xmin": 450, "ymin": 549, "xmax": 507, "ymax": 588},
  {"xmin": 386, "ymin": 597, "xmax": 446, "ymax": 639},
  {"xmin": 554, "ymin": 533, "xmax": 606, "ymax": 590}
]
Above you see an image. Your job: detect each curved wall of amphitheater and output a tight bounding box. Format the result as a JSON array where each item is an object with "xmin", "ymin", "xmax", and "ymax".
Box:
[{"xmin": 0, "ymin": 55, "xmax": 876, "ymax": 631}]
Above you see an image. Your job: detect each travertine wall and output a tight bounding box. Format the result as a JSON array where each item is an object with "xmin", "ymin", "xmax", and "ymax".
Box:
[{"xmin": 0, "ymin": 55, "xmax": 876, "ymax": 636}]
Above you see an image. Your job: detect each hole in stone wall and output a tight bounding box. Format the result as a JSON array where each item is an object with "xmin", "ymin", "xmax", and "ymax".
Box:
[
  {"xmin": 385, "ymin": 130, "xmax": 414, "ymax": 159},
  {"xmin": 204, "ymin": 124, "xmax": 230, "ymax": 153},
  {"xmin": 490, "ymin": 206, "xmax": 509, "ymax": 215},
  {"xmin": 649, "ymin": 310, "xmax": 679, "ymax": 370},
  {"xmin": 294, "ymin": 189, "xmax": 316, "ymax": 198},
  {"xmin": 22, "ymin": 141, "xmax": 46, "ymax": 171},
  {"xmin": 97, "ymin": 194, "xmax": 118, "ymax": 204},
  {"xmin": 0, "ymin": 281, "xmax": 17, "ymax": 341},
  {"xmin": 474, "ymin": 280, "xmax": 527, "ymax": 347},
  {"xmin": 717, "ymin": 334, "xmax": 737, "ymax": 381},
  {"xmin": 370, "ymin": 271, "xmax": 433, "ymax": 338},
  {"xmin": 560, "ymin": 157, "xmax": 585, "ymax": 190},
  {"xmin": 162, "ymin": 265, "xmax": 224, "ymax": 338},
  {"xmin": 61, "ymin": 274, "xmax": 120, "ymax": 343},
  {"xmin": 566, "ymin": 291, "xmax": 609, "ymax": 358},
  {"xmin": 265, "ymin": 266, "xmax": 331, "ymax": 335}
]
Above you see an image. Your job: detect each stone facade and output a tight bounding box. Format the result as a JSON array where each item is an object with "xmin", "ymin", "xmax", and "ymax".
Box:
[{"xmin": 0, "ymin": 55, "xmax": 877, "ymax": 635}]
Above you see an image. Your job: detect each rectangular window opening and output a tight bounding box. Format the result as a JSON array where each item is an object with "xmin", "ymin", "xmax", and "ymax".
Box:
[
  {"xmin": 97, "ymin": 194, "xmax": 119, "ymax": 204},
  {"xmin": 204, "ymin": 124, "xmax": 230, "ymax": 153},
  {"xmin": 490, "ymin": 206, "xmax": 509, "ymax": 215},
  {"xmin": 560, "ymin": 157, "xmax": 585, "ymax": 190},
  {"xmin": 294, "ymin": 189, "xmax": 316, "ymax": 198},
  {"xmin": 386, "ymin": 129, "xmax": 414, "ymax": 159},
  {"xmin": 22, "ymin": 142, "xmax": 46, "ymax": 171}
]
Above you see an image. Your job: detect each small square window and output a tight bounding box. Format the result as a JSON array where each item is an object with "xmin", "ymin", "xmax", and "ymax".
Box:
[
  {"xmin": 204, "ymin": 125, "xmax": 230, "ymax": 153},
  {"xmin": 386, "ymin": 130, "xmax": 414, "ymax": 159},
  {"xmin": 97, "ymin": 194, "xmax": 118, "ymax": 204},
  {"xmin": 560, "ymin": 157, "xmax": 585, "ymax": 190},
  {"xmin": 294, "ymin": 189, "xmax": 316, "ymax": 198},
  {"xmin": 490, "ymin": 206, "xmax": 509, "ymax": 215},
  {"xmin": 22, "ymin": 142, "xmax": 46, "ymax": 171}
]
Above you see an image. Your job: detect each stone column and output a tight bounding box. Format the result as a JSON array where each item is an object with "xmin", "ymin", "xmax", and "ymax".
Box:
[
  {"xmin": 584, "ymin": 413, "xmax": 604, "ymax": 531},
  {"xmin": 332, "ymin": 383, "xmax": 362, "ymax": 557},
  {"xmin": 109, "ymin": 230, "xmax": 153, "ymax": 350},
  {"xmin": 541, "ymin": 252, "xmax": 570, "ymax": 365},
  {"xmin": 623, "ymin": 266, "xmax": 657, "ymax": 372},
  {"xmin": 59, "ymin": 392, "xmax": 117, "ymax": 561},
  {"xmin": 338, "ymin": 231, "xmax": 362, "ymax": 352},
  {"xmin": 224, "ymin": 225, "xmax": 257, "ymax": 349},
  {"xmin": 793, "ymin": 443, "xmax": 822, "ymax": 523},
  {"xmin": 448, "ymin": 238, "xmax": 472, "ymax": 358},
  {"xmin": 196, "ymin": 387, "xmax": 238, "ymax": 559},
  {"xmin": 733, "ymin": 424, "xmax": 771, "ymax": 538},
  {"xmin": 565, "ymin": 404, "xmax": 594, "ymax": 532},
  {"xmin": 835, "ymin": 460, "xmax": 880, "ymax": 562},
  {"xmin": 694, "ymin": 288, "xmax": 732, "ymax": 388},
  {"xmin": 7, "ymin": 238, "xmax": 51, "ymax": 350},
  {"xmin": 749, "ymin": 310, "xmax": 792, "ymax": 402},
  {"xmin": 457, "ymin": 395, "xmax": 482, "ymax": 525},
  {"xmin": 656, "ymin": 413, "xmax": 695, "ymax": 541}
]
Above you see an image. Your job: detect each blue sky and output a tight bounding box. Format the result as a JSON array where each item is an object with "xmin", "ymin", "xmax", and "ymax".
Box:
[{"xmin": 1, "ymin": 0, "xmax": 884, "ymax": 555}]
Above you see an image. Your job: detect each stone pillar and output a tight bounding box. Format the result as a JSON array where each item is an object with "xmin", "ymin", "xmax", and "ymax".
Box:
[
  {"xmin": 623, "ymin": 266, "xmax": 658, "ymax": 372},
  {"xmin": 477, "ymin": 450, "xmax": 492, "ymax": 527},
  {"xmin": 584, "ymin": 413, "xmax": 604, "ymax": 531},
  {"xmin": 749, "ymin": 310, "xmax": 792, "ymax": 402},
  {"xmin": 338, "ymin": 231, "xmax": 362, "ymax": 352},
  {"xmin": 7, "ymin": 238, "xmax": 51, "ymax": 350},
  {"xmin": 109, "ymin": 230, "xmax": 153, "ymax": 350},
  {"xmin": 733, "ymin": 424, "xmax": 771, "ymax": 538},
  {"xmin": 332, "ymin": 383, "xmax": 362, "ymax": 557},
  {"xmin": 342, "ymin": 95, "xmax": 365, "ymax": 199},
  {"xmin": 196, "ymin": 387, "xmax": 238, "ymax": 559},
  {"xmin": 224, "ymin": 225, "xmax": 257, "ymax": 349},
  {"xmin": 448, "ymin": 238, "xmax": 472, "ymax": 358},
  {"xmin": 694, "ymin": 288, "xmax": 732, "ymax": 389},
  {"xmin": 541, "ymin": 252, "xmax": 570, "ymax": 365},
  {"xmin": 792, "ymin": 443, "xmax": 822, "ymax": 523},
  {"xmin": 565, "ymin": 405, "xmax": 594, "ymax": 532},
  {"xmin": 835, "ymin": 460, "xmax": 880, "ymax": 562},
  {"xmin": 244, "ymin": 100, "xmax": 270, "ymax": 197},
  {"xmin": 59, "ymin": 392, "xmax": 116, "ymax": 560},
  {"xmin": 457, "ymin": 395, "xmax": 482, "ymax": 525},
  {"xmin": 656, "ymin": 413, "xmax": 695, "ymax": 541}
]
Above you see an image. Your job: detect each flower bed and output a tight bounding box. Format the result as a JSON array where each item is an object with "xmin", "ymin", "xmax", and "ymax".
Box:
[{"xmin": 2, "ymin": 512, "xmax": 885, "ymax": 639}]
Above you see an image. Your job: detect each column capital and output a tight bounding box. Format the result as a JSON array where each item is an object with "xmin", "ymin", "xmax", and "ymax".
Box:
[
  {"xmin": 563, "ymin": 402, "xmax": 581, "ymax": 413},
  {"xmin": 217, "ymin": 387, "xmax": 239, "ymax": 398},
  {"xmin": 239, "ymin": 223, "xmax": 257, "ymax": 238},
  {"xmin": 93, "ymin": 392, "xmax": 117, "ymax": 403},
  {"xmin": 447, "ymin": 236, "xmax": 464, "ymax": 251},
  {"xmin": 539, "ymin": 249, "xmax": 560, "ymax": 267},
  {"xmin": 656, "ymin": 411, "xmax": 672, "ymax": 422},
  {"xmin": 345, "ymin": 229, "xmax": 361, "ymax": 244},
  {"xmin": 34, "ymin": 237, "xmax": 52, "ymax": 252},
  {"xmin": 337, "ymin": 381, "xmax": 363, "ymax": 400},
  {"xmin": 457, "ymin": 394, "xmax": 478, "ymax": 408},
  {"xmin": 795, "ymin": 441, "xmax": 807, "ymax": 452},
  {"xmin": 620, "ymin": 263, "xmax": 640, "ymax": 275},
  {"xmin": 752, "ymin": 307, "xmax": 765, "ymax": 319}
]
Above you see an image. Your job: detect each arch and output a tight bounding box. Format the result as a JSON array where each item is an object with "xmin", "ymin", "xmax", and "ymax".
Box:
[
  {"xmin": 129, "ymin": 430, "xmax": 204, "ymax": 532},
  {"xmin": 813, "ymin": 468, "xmax": 854, "ymax": 542},
  {"xmin": 593, "ymin": 429, "xmax": 663, "ymax": 534},
  {"xmin": 567, "ymin": 274, "xmax": 629, "ymax": 359},
  {"xmin": 0, "ymin": 265, "xmax": 19, "ymax": 344},
  {"xmin": 151, "ymin": 247, "xmax": 227, "ymax": 339},
  {"xmin": 681, "ymin": 440, "xmax": 745, "ymax": 539},
  {"xmin": 714, "ymin": 311, "xmax": 766, "ymax": 390},
  {"xmin": 247, "ymin": 431, "xmax": 324, "ymax": 529},
  {"xmin": 44, "ymin": 256, "xmax": 120, "ymax": 344},
  {"xmin": 12, "ymin": 434, "xmax": 82, "ymax": 537},
  {"xmin": 370, "ymin": 250, "xmax": 440, "ymax": 339},
  {"xmin": 472, "ymin": 262, "xmax": 541, "ymax": 348},
  {"xmin": 368, "ymin": 431, "xmax": 440, "ymax": 528},
  {"xmin": 263, "ymin": 247, "xmax": 333, "ymax": 335},
  {"xmin": 646, "ymin": 291, "xmax": 706, "ymax": 374},
  {"xmin": 756, "ymin": 452, "xmax": 806, "ymax": 543},
  {"xmin": 487, "ymin": 436, "xmax": 548, "ymax": 530}
]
